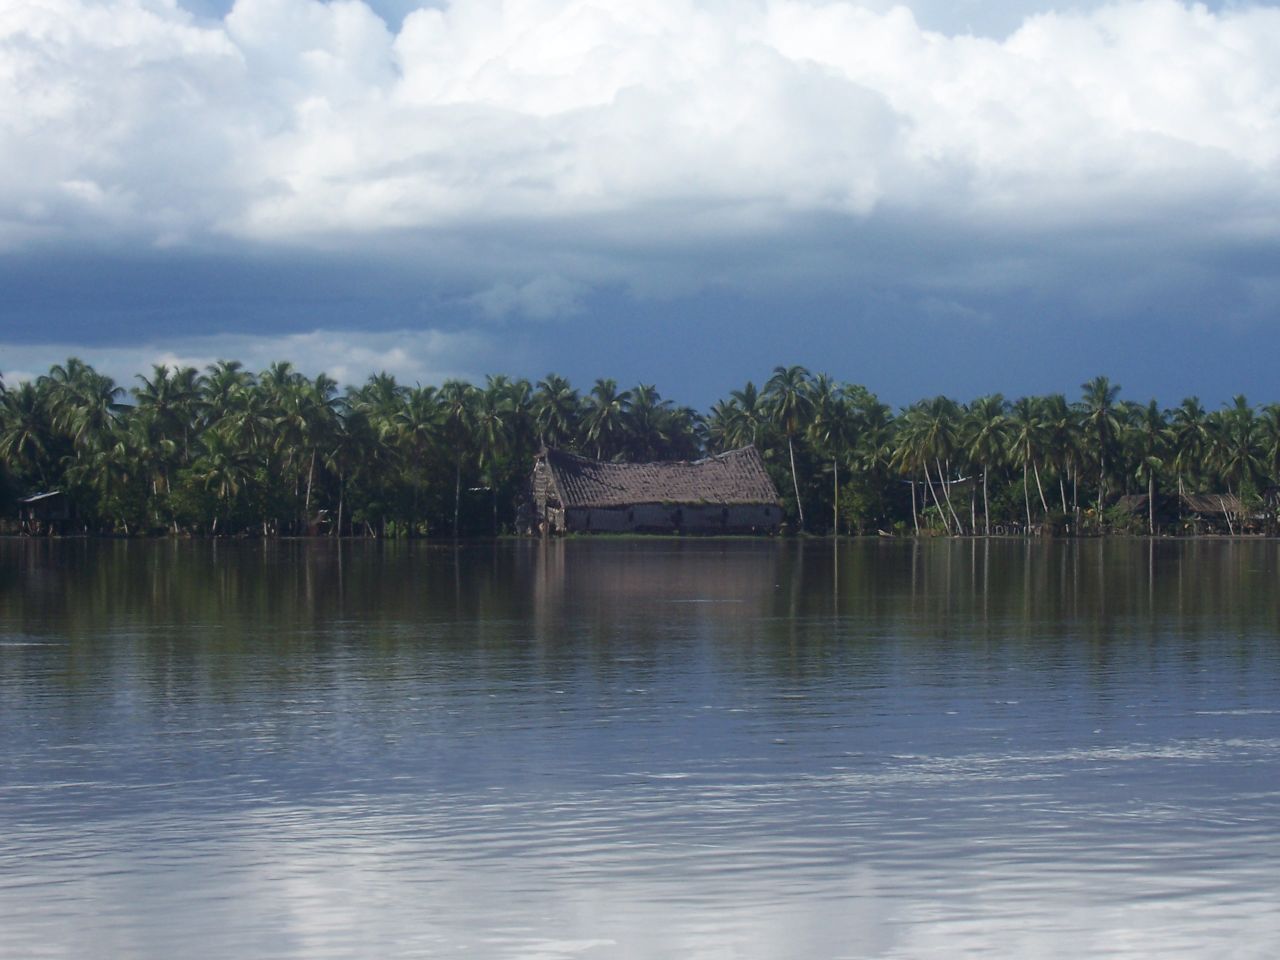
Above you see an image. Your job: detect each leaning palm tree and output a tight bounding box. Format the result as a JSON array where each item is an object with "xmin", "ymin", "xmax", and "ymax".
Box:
[
  {"xmin": 764, "ymin": 365, "xmax": 813, "ymax": 531},
  {"xmin": 917, "ymin": 396, "xmax": 965, "ymax": 534},
  {"xmin": 891, "ymin": 403, "xmax": 935, "ymax": 534}
]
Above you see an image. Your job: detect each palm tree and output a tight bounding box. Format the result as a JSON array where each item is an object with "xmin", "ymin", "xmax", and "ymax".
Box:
[
  {"xmin": 533, "ymin": 374, "xmax": 581, "ymax": 450},
  {"xmin": 391, "ymin": 385, "xmax": 439, "ymax": 535},
  {"xmin": 325, "ymin": 403, "xmax": 377, "ymax": 537},
  {"xmin": 473, "ymin": 378, "xmax": 513, "ymax": 534},
  {"xmin": 1258, "ymin": 403, "xmax": 1280, "ymax": 489},
  {"xmin": 438, "ymin": 380, "xmax": 475, "ymax": 537},
  {"xmin": 268, "ymin": 370, "xmax": 340, "ymax": 530},
  {"xmin": 1006, "ymin": 396, "xmax": 1050, "ymax": 532},
  {"xmin": 1035, "ymin": 394, "xmax": 1075, "ymax": 516},
  {"xmin": 1080, "ymin": 375, "xmax": 1122, "ymax": 518},
  {"xmin": 1210, "ymin": 396, "xmax": 1262, "ymax": 498},
  {"xmin": 133, "ymin": 364, "xmax": 206, "ymax": 503},
  {"xmin": 917, "ymin": 396, "xmax": 965, "ymax": 534},
  {"xmin": 0, "ymin": 381, "xmax": 54, "ymax": 487},
  {"xmin": 203, "ymin": 360, "xmax": 253, "ymax": 416},
  {"xmin": 806, "ymin": 375, "xmax": 858, "ymax": 535},
  {"xmin": 1168, "ymin": 397, "xmax": 1207, "ymax": 498},
  {"xmin": 764, "ymin": 365, "xmax": 813, "ymax": 531},
  {"xmin": 41, "ymin": 358, "xmax": 126, "ymax": 455},
  {"xmin": 728, "ymin": 382, "xmax": 768, "ymax": 448},
  {"xmin": 584, "ymin": 379, "xmax": 631, "ymax": 461},
  {"xmin": 964, "ymin": 394, "xmax": 1007, "ymax": 536},
  {"xmin": 194, "ymin": 428, "xmax": 253, "ymax": 534},
  {"xmin": 1130, "ymin": 400, "xmax": 1169, "ymax": 534},
  {"xmin": 351, "ymin": 372, "xmax": 407, "ymax": 434},
  {"xmin": 890, "ymin": 403, "xmax": 932, "ymax": 534}
]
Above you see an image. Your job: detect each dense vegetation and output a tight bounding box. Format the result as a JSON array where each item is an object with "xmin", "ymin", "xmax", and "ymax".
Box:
[{"xmin": 3, "ymin": 360, "xmax": 1278, "ymax": 537}]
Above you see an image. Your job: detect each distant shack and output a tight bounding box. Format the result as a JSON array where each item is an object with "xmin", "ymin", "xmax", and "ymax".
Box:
[
  {"xmin": 529, "ymin": 446, "xmax": 782, "ymax": 535},
  {"xmin": 1114, "ymin": 491, "xmax": 1260, "ymax": 534},
  {"xmin": 18, "ymin": 491, "xmax": 74, "ymax": 535}
]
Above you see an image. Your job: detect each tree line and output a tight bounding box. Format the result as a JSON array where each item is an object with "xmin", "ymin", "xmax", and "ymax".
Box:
[{"xmin": 2, "ymin": 360, "xmax": 1278, "ymax": 537}]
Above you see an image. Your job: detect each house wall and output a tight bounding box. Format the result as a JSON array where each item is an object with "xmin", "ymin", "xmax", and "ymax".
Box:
[
  {"xmin": 530, "ymin": 459, "xmax": 561, "ymax": 533},
  {"xmin": 563, "ymin": 503, "xmax": 780, "ymax": 534}
]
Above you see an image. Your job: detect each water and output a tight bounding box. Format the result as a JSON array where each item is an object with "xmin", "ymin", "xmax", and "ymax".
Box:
[{"xmin": 2, "ymin": 538, "xmax": 1279, "ymax": 958}]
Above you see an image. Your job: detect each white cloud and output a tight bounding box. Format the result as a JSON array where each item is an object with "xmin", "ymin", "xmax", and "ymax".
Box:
[
  {"xmin": 0, "ymin": 327, "xmax": 492, "ymax": 390},
  {"xmin": 469, "ymin": 274, "xmax": 586, "ymax": 320},
  {"xmin": 2, "ymin": 0, "xmax": 1280, "ymax": 300}
]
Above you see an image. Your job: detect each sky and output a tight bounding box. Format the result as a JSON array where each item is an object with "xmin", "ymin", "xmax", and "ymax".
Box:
[{"xmin": 4, "ymin": 0, "xmax": 1280, "ymax": 410}]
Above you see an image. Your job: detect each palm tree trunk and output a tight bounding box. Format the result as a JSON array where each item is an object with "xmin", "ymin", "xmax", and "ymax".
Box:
[
  {"xmin": 1033, "ymin": 460, "xmax": 1048, "ymax": 513},
  {"xmin": 411, "ymin": 460, "xmax": 420, "ymax": 538},
  {"xmin": 937, "ymin": 458, "xmax": 963, "ymax": 534},
  {"xmin": 923, "ymin": 463, "xmax": 950, "ymax": 535},
  {"xmin": 454, "ymin": 459, "xmax": 462, "ymax": 538},
  {"xmin": 788, "ymin": 435, "xmax": 805, "ymax": 531},
  {"xmin": 910, "ymin": 480, "xmax": 920, "ymax": 536},
  {"xmin": 301, "ymin": 450, "xmax": 316, "ymax": 535},
  {"xmin": 1023, "ymin": 460, "xmax": 1031, "ymax": 533},
  {"xmin": 336, "ymin": 474, "xmax": 345, "ymax": 538},
  {"xmin": 305, "ymin": 449, "xmax": 315, "ymax": 515},
  {"xmin": 1149, "ymin": 472, "xmax": 1156, "ymax": 535},
  {"xmin": 1099, "ymin": 458, "xmax": 1107, "ymax": 517},
  {"xmin": 983, "ymin": 469, "xmax": 991, "ymax": 537},
  {"xmin": 832, "ymin": 458, "xmax": 839, "ymax": 537}
]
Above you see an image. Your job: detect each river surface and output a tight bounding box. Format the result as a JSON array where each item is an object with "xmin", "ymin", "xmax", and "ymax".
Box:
[{"xmin": 2, "ymin": 538, "xmax": 1279, "ymax": 958}]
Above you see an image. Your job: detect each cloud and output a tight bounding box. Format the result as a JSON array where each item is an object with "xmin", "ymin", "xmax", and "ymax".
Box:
[
  {"xmin": 0, "ymin": 327, "xmax": 493, "ymax": 390},
  {"xmin": 469, "ymin": 274, "xmax": 586, "ymax": 320},
  {"xmin": 4, "ymin": 0, "xmax": 1280, "ymax": 391},
  {"xmin": 4, "ymin": 1, "xmax": 1279, "ymax": 250}
]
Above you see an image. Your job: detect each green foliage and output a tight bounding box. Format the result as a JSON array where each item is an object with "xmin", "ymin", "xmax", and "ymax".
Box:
[{"xmin": 4, "ymin": 360, "xmax": 1280, "ymax": 538}]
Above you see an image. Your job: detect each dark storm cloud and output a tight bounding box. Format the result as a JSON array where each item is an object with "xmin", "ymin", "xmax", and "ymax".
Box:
[{"xmin": 4, "ymin": 0, "xmax": 1280, "ymax": 405}]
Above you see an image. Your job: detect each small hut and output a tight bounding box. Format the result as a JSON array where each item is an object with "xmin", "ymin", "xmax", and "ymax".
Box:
[
  {"xmin": 1178, "ymin": 493, "xmax": 1253, "ymax": 534},
  {"xmin": 18, "ymin": 491, "xmax": 74, "ymax": 535},
  {"xmin": 529, "ymin": 446, "xmax": 782, "ymax": 534},
  {"xmin": 1114, "ymin": 492, "xmax": 1253, "ymax": 534}
]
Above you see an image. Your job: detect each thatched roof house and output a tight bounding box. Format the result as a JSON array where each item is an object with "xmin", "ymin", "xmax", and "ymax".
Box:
[
  {"xmin": 1114, "ymin": 491, "xmax": 1255, "ymax": 533},
  {"xmin": 529, "ymin": 446, "xmax": 782, "ymax": 534}
]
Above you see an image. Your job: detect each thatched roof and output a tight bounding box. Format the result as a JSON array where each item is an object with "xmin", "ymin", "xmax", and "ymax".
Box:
[
  {"xmin": 1114, "ymin": 492, "xmax": 1244, "ymax": 515},
  {"xmin": 539, "ymin": 446, "xmax": 780, "ymax": 508},
  {"xmin": 18, "ymin": 491, "xmax": 66, "ymax": 505},
  {"xmin": 1180, "ymin": 493, "xmax": 1244, "ymax": 515}
]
